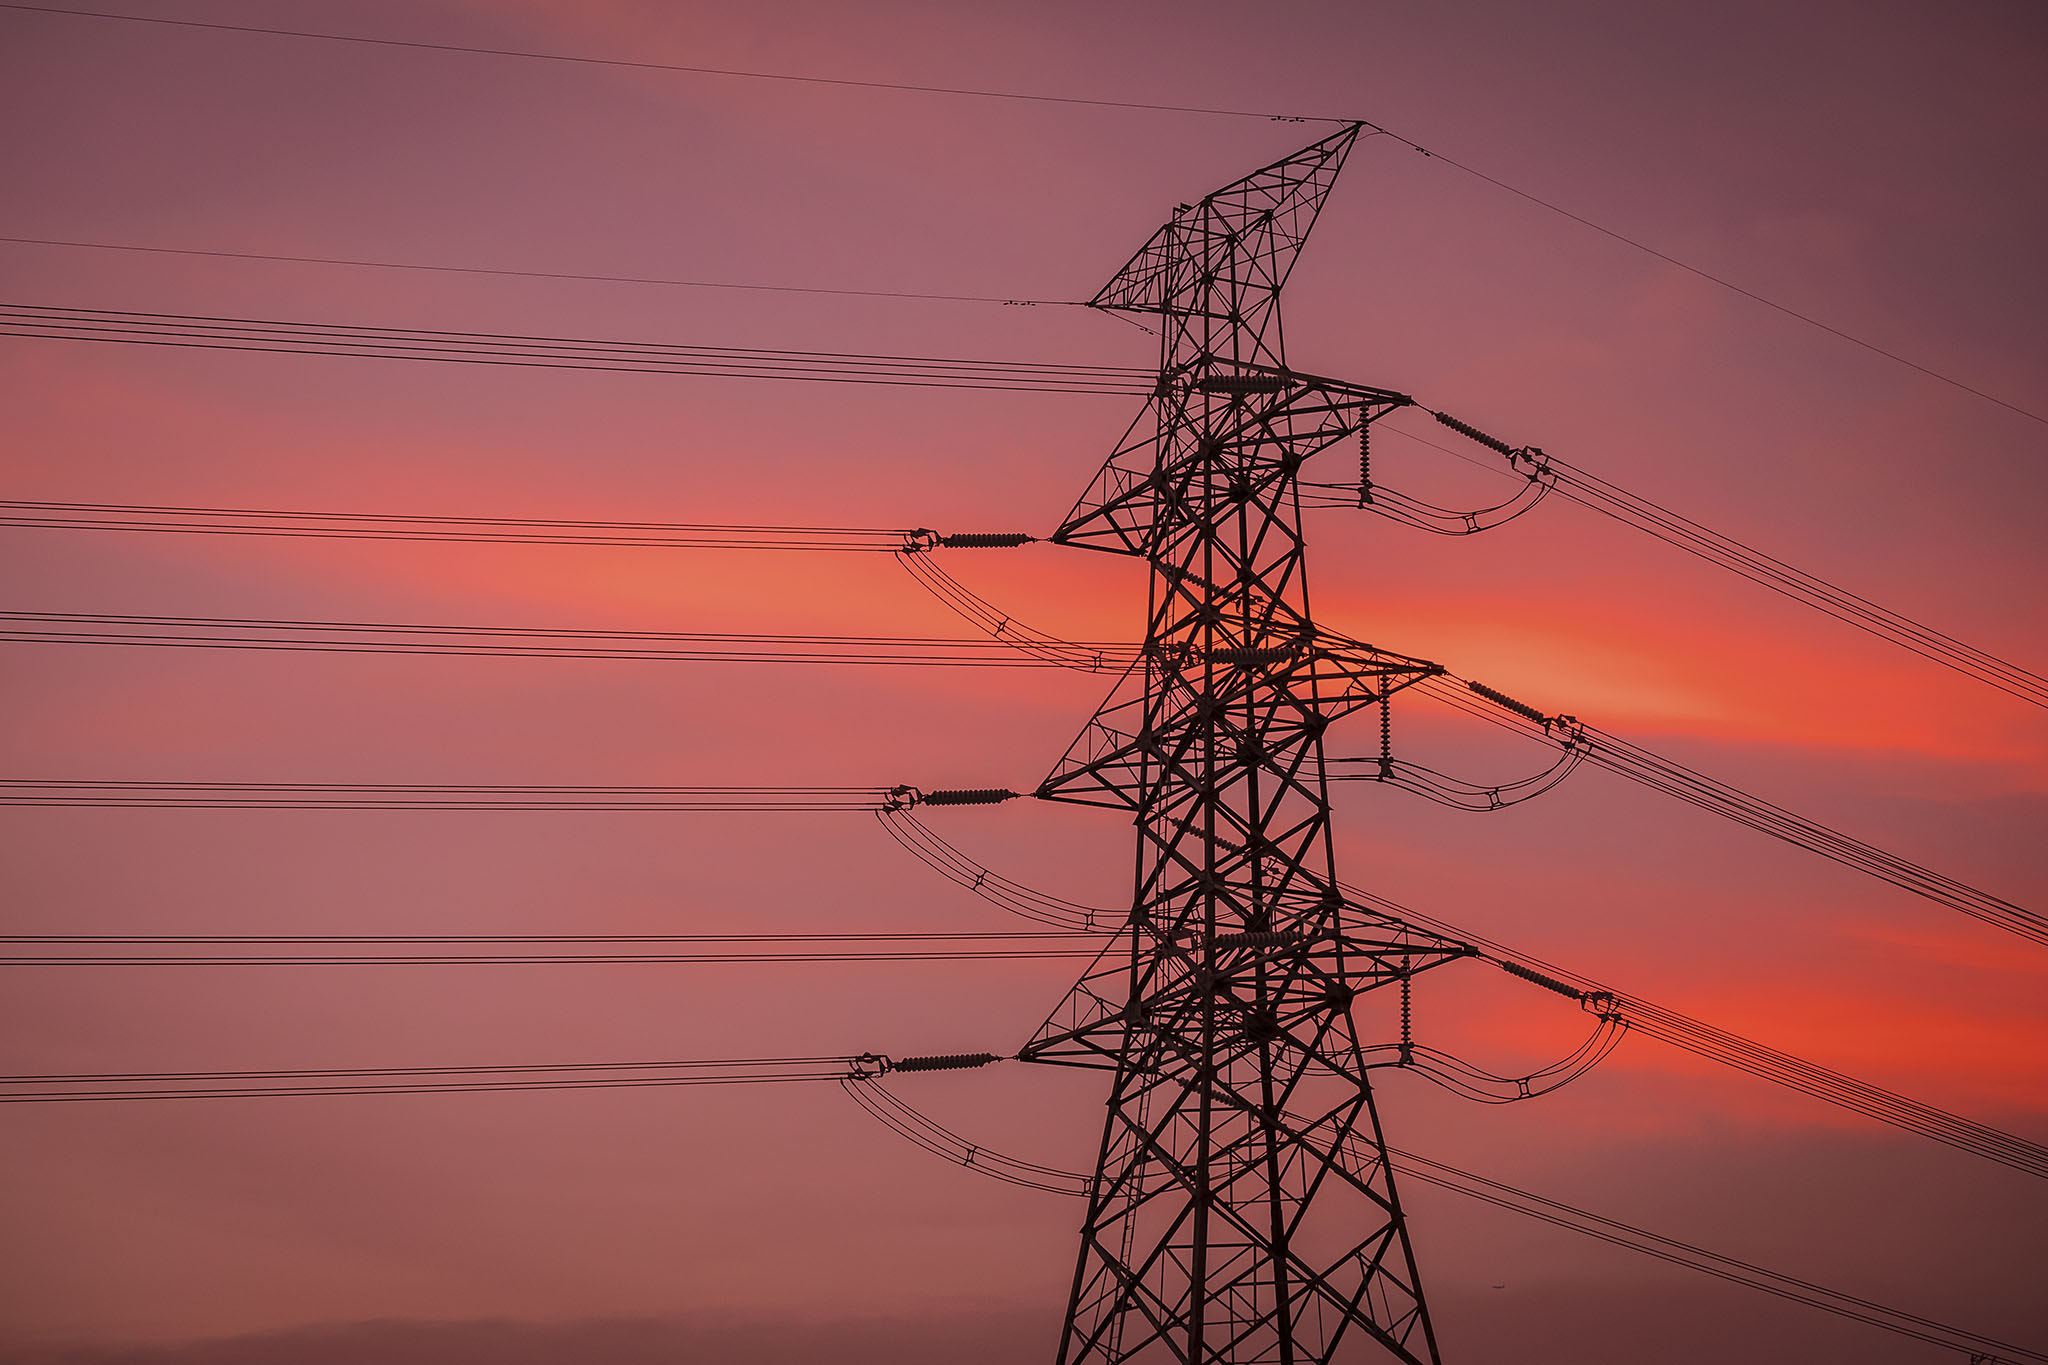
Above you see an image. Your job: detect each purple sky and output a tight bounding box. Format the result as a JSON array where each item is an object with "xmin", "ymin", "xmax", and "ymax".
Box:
[{"xmin": 1, "ymin": 1, "xmax": 2044, "ymax": 1361}]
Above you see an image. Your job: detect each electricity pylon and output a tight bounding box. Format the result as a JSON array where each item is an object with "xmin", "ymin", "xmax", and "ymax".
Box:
[{"xmin": 1019, "ymin": 126, "xmax": 1470, "ymax": 1363}]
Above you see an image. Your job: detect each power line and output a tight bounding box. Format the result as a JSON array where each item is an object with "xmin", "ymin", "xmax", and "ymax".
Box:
[
  {"xmin": 1419, "ymin": 410, "xmax": 2048, "ymax": 709},
  {"xmin": 1430, "ymin": 674, "xmax": 2048, "ymax": 949},
  {"xmin": 0, "ymin": 235, "xmax": 1077, "ymax": 306},
  {"xmin": 0, "ymin": 948, "xmax": 1105, "ymax": 966},
  {"xmin": 0, "ymin": 611, "xmax": 1139, "ymax": 669},
  {"xmin": 9, "ymin": 8, "xmax": 2034, "ymax": 426},
  {"xmin": 892, "ymin": 557, "xmax": 2048, "ymax": 949},
  {"xmin": 1341, "ymin": 881, "xmax": 2048, "ymax": 1182},
  {"xmin": 0, "ymin": 501, "xmax": 938, "ymax": 552},
  {"xmin": 1379, "ymin": 1142, "xmax": 2048, "ymax": 1364},
  {"xmin": 1358, "ymin": 128, "xmax": 2047, "ymax": 429},
  {"xmin": 880, "ymin": 807, "xmax": 2048, "ymax": 1180},
  {"xmin": 845, "ymin": 1078, "xmax": 2048, "ymax": 1363},
  {"xmin": 1, "ymin": 931, "xmax": 1104, "ymax": 945},
  {"xmin": 0, "ymin": 304, "xmax": 1155, "ymax": 395},
  {"xmin": 0, "ymin": 781, "xmax": 907, "ymax": 811},
  {"xmin": 0, "ymin": 501, "xmax": 1045, "ymax": 555},
  {"xmin": 0, "ymin": 1053, "xmax": 884, "ymax": 1102},
  {"xmin": 0, "ymin": 4, "xmax": 1336, "ymax": 124}
]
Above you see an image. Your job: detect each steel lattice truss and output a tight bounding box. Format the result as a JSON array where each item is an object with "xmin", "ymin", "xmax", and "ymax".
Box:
[{"xmin": 1018, "ymin": 127, "xmax": 1467, "ymax": 1364}]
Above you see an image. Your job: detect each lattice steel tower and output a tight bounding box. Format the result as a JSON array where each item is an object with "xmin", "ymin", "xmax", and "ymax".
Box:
[{"xmin": 1019, "ymin": 126, "xmax": 1471, "ymax": 1364}]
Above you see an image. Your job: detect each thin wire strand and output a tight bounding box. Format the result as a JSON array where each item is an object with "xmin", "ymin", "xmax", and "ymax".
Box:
[
  {"xmin": 845, "ymin": 1080, "xmax": 2047, "ymax": 1361},
  {"xmin": 0, "ymin": 610, "xmax": 1141, "ymax": 670},
  {"xmin": 0, "ymin": 949, "xmax": 1105, "ymax": 965},
  {"xmin": 6, "ymin": 7, "xmax": 2033, "ymax": 423},
  {"xmin": 0, "ymin": 235, "xmax": 1079, "ymax": 306},
  {"xmin": 0, "ymin": 305, "xmax": 1154, "ymax": 395},
  {"xmin": 1355, "ymin": 125, "xmax": 2046, "ymax": 429},
  {"xmin": 0, "ymin": 4, "xmax": 1341, "ymax": 124},
  {"xmin": 1391, "ymin": 416, "xmax": 2048, "ymax": 709},
  {"xmin": 879, "ymin": 812, "xmax": 2048, "ymax": 1179},
  {"xmin": 0, "ymin": 500, "xmax": 931, "ymax": 551}
]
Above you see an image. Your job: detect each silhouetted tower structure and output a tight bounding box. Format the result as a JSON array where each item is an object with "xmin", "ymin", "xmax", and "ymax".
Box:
[{"xmin": 1019, "ymin": 126, "xmax": 1471, "ymax": 1363}]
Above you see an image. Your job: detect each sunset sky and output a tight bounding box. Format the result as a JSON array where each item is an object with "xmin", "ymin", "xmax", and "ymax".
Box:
[{"xmin": 2, "ymin": 1, "xmax": 2044, "ymax": 1361}]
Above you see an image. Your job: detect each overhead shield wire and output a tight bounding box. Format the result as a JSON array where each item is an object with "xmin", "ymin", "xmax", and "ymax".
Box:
[{"xmin": 6, "ymin": 6, "xmax": 2044, "ymax": 427}]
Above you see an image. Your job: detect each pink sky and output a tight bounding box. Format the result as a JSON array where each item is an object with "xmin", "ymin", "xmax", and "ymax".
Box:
[{"xmin": 1, "ymin": 1, "xmax": 2044, "ymax": 1361}]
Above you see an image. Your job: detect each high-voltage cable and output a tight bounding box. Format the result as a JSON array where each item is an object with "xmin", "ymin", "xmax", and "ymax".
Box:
[
  {"xmin": 0, "ymin": 4, "xmax": 1338, "ymax": 123},
  {"xmin": 13, "ymin": 8, "xmax": 2039, "ymax": 424},
  {"xmin": 0, "ymin": 1054, "xmax": 889, "ymax": 1102},
  {"xmin": 0, "ymin": 781, "xmax": 909, "ymax": 811},
  {"xmin": 877, "ymin": 742, "xmax": 2048, "ymax": 1177},
  {"xmin": 876, "ymin": 807, "xmax": 1111, "ymax": 929},
  {"xmin": 0, "ymin": 500, "xmax": 963, "ymax": 552},
  {"xmin": 0, "ymin": 611, "xmax": 1139, "ymax": 669},
  {"xmin": 0, "ymin": 931, "xmax": 1103, "ymax": 945},
  {"xmin": 1382, "ymin": 1144, "xmax": 2046, "ymax": 1363},
  {"xmin": 1432, "ymin": 674, "xmax": 2048, "ymax": 948},
  {"xmin": 0, "ymin": 304, "xmax": 1155, "ymax": 394},
  {"xmin": 1424, "ymin": 410, "xmax": 2048, "ymax": 709},
  {"xmin": 846, "ymin": 1080, "xmax": 2047, "ymax": 1363},
  {"xmin": 0, "ymin": 945, "xmax": 1106, "ymax": 966},
  {"xmin": 892, "ymin": 557, "xmax": 2044, "ymax": 947},
  {"xmin": 890, "ymin": 558, "xmax": 2045, "ymax": 948},
  {"xmin": 0, "ymin": 782, "xmax": 1027, "ymax": 812},
  {"xmin": 1341, "ymin": 879, "xmax": 2048, "ymax": 1180},
  {"xmin": 0, "ymin": 235, "xmax": 1082, "ymax": 307}
]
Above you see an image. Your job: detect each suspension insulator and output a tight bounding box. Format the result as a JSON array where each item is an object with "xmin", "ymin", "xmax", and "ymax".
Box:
[
  {"xmin": 892, "ymin": 1052, "xmax": 1001, "ymax": 1073},
  {"xmin": 1496, "ymin": 958, "xmax": 1585, "ymax": 1000},
  {"xmin": 1196, "ymin": 373, "xmax": 1289, "ymax": 394},
  {"xmin": 1432, "ymin": 411, "xmax": 1519, "ymax": 458},
  {"xmin": 1358, "ymin": 421, "xmax": 1374, "ymax": 507},
  {"xmin": 1467, "ymin": 680, "xmax": 1552, "ymax": 726},
  {"xmin": 938, "ymin": 532, "xmax": 1035, "ymax": 549},
  {"xmin": 1213, "ymin": 930, "xmax": 1300, "ymax": 949},
  {"xmin": 1399, "ymin": 972, "xmax": 1414, "ymax": 1063},
  {"xmin": 917, "ymin": 788, "xmax": 1021, "ymax": 807},
  {"xmin": 1205, "ymin": 644, "xmax": 1301, "ymax": 668}
]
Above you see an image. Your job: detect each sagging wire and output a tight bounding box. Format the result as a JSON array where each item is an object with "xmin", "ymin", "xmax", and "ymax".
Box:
[
  {"xmin": 887, "ymin": 771, "xmax": 2048, "ymax": 1173},
  {"xmin": 1368, "ymin": 1018, "xmax": 1627, "ymax": 1104},
  {"xmin": 888, "ymin": 555, "xmax": 2045, "ymax": 948},
  {"xmin": 841, "ymin": 1074, "xmax": 1088, "ymax": 1195},
  {"xmin": 875, "ymin": 805, "xmax": 1108, "ymax": 929},
  {"xmin": 874, "ymin": 810, "xmax": 2048, "ymax": 1179},
  {"xmin": 1433, "ymin": 673, "xmax": 2048, "ymax": 949},
  {"xmin": 0, "ymin": 501, "xmax": 1052, "ymax": 557},
  {"xmin": 1421, "ymin": 406, "xmax": 2048, "ymax": 711},
  {"xmin": 0, "ymin": 500, "xmax": 944, "ymax": 553},
  {"xmin": 880, "ymin": 564, "xmax": 2048, "ymax": 1169},
  {"xmin": 1299, "ymin": 445, "xmax": 1555, "ymax": 534},
  {"xmin": 845, "ymin": 1081, "xmax": 2041, "ymax": 1362},
  {"xmin": 894, "ymin": 547, "xmax": 1115, "ymax": 670},
  {"xmin": 1326, "ymin": 750, "xmax": 1587, "ymax": 811}
]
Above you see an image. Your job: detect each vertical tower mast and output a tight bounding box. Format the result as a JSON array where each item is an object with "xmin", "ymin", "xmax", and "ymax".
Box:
[{"xmin": 1021, "ymin": 126, "xmax": 1466, "ymax": 1364}]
